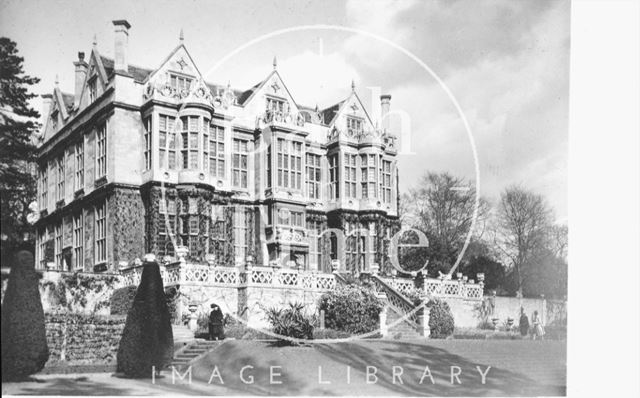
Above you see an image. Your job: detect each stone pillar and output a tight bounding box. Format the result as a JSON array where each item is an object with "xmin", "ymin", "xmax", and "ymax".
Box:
[
  {"xmin": 187, "ymin": 305, "xmax": 198, "ymax": 333},
  {"xmin": 418, "ymin": 311, "xmax": 430, "ymax": 338},
  {"xmin": 377, "ymin": 293, "xmax": 388, "ymax": 337}
]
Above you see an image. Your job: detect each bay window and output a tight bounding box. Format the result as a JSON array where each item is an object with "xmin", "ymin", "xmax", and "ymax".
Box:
[
  {"xmin": 181, "ymin": 116, "xmax": 199, "ymax": 169},
  {"xmin": 159, "ymin": 115, "xmax": 177, "ymax": 169},
  {"xmin": 209, "ymin": 124, "xmax": 225, "ymax": 177},
  {"xmin": 344, "ymin": 154, "xmax": 357, "ymax": 198}
]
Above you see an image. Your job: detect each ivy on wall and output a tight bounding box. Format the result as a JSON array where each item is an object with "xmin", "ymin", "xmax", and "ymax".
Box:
[{"xmin": 40, "ymin": 272, "xmax": 121, "ymax": 314}]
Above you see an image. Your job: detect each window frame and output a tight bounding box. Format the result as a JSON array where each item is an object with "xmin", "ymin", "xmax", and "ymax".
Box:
[
  {"xmin": 96, "ymin": 123, "xmax": 107, "ymax": 179},
  {"xmin": 232, "ymin": 138, "xmax": 248, "ymax": 188},
  {"xmin": 95, "ymin": 201, "xmax": 107, "ymax": 264}
]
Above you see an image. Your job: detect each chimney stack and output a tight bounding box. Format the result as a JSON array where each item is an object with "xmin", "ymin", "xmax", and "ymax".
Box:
[
  {"xmin": 73, "ymin": 52, "xmax": 88, "ymax": 109},
  {"xmin": 112, "ymin": 20, "xmax": 131, "ymax": 72},
  {"xmin": 380, "ymin": 94, "xmax": 392, "ymax": 131}
]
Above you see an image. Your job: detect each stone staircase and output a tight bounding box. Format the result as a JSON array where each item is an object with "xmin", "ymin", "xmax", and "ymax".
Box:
[
  {"xmin": 385, "ymin": 306, "xmax": 424, "ymax": 339},
  {"xmin": 168, "ymin": 339, "xmax": 223, "ymax": 369},
  {"xmin": 172, "ymin": 324, "xmax": 195, "ymax": 347}
]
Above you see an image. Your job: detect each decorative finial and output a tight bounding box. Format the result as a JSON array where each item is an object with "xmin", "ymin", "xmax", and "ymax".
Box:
[
  {"xmin": 351, "ymin": 79, "xmax": 355, "ymax": 92},
  {"xmin": 227, "ymin": 80, "xmax": 231, "ymax": 90},
  {"xmin": 179, "ymin": 28, "xmax": 184, "ymax": 43},
  {"xmin": 273, "ymin": 56, "xmax": 277, "ymax": 71},
  {"xmin": 55, "ymin": 74, "xmax": 59, "ymax": 86},
  {"xmin": 315, "ymin": 103, "xmax": 319, "ymax": 112},
  {"xmin": 92, "ymin": 34, "xmax": 97, "ymax": 46}
]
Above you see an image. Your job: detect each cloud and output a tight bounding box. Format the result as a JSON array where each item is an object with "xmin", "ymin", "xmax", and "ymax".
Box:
[
  {"xmin": 278, "ymin": 50, "xmax": 361, "ymax": 107},
  {"xmin": 341, "ymin": 0, "xmax": 569, "ymax": 217}
]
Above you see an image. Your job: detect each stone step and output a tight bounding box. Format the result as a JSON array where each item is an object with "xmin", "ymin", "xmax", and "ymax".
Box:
[{"xmin": 182, "ymin": 346, "xmax": 209, "ymax": 353}]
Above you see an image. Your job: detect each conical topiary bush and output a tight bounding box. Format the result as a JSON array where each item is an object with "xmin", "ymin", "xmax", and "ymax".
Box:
[
  {"xmin": 116, "ymin": 260, "xmax": 174, "ymax": 378},
  {"xmin": 1, "ymin": 251, "xmax": 50, "ymax": 381}
]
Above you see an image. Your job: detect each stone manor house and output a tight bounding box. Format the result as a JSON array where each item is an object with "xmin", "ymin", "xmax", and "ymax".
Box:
[{"xmin": 34, "ymin": 20, "xmax": 401, "ymax": 277}]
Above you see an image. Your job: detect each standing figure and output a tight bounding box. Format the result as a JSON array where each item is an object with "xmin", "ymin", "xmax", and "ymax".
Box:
[
  {"xmin": 519, "ymin": 307, "xmax": 530, "ymax": 337},
  {"xmin": 208, "ymin": 303, "xmax": 225, "ymax": 341},
  {"xmin": 531, "ymin": 310, "xmax": 545, "ymax": 340}
]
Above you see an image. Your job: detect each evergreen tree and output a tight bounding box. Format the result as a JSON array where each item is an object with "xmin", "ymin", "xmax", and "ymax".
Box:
[
  {"xmin": 1, "ymin": 250, "xmax": 49, "ymax": 381},
  {"xmin": 116, "ymin": 261, "xmax": 174, "ymax": 378},
  {"xmin": 0, "ymin": 37, "xmax": 40, "ymax": 266}
]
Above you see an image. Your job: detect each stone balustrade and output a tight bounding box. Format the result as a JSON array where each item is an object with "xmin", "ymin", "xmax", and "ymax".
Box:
[
  {"xmin": 378, "ymin": 275, "xmax": 484, "ymax": 301},
  {"xmin": 120, "ymin": 262, "xmax": 336, "ymax": 292}
]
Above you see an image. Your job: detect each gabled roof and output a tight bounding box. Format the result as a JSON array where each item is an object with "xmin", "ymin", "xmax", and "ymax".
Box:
[
  {"xmin": 320, "ymin": 100, "xmax": 345, "ymax": 125},
  {"xmin": 60, "ymin": 92, "xmax": 75, "ymax": 113},
  {"xmin": 145, "ymin": 43, "xmax": 203, "ymax": 84},
  {"xmin": 100, "ymin": 56, "xmax": 153, "ymax": 83},
  {"xmin": 236, "ymin": 81, "xmax": 262, "ymax": 105},
  {"xmin": 236, "ymin": 70, "xmax": 300, "ymax": 110},
  {"xmin": 321, "ymin": 91, "xmax": 375, "ymax": 128}
]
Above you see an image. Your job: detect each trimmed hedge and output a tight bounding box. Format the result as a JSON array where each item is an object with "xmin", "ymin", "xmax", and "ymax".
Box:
[
  {"xmin": 116, "ymin": 261, "xmax": 173, "ymax": 378},
  {"xmin": 318, "ymin": 285, "xmax": 383, "ymax": 334},
  {"xmin": 110, "ymin": 285, "xmax": 138, "ymax": 315},
  {"xmin": 427, "ymin": 299, "xmax": 455, "ymax": 338},
  {"xmin": 1, "ymin": 251, "xmax": 50, "ymax": 381}
]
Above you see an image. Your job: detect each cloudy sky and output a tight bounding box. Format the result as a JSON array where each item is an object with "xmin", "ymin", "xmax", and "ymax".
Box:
[{"xmin": 0, "ymin": 0, "xmax": 569, "ymax": 221}]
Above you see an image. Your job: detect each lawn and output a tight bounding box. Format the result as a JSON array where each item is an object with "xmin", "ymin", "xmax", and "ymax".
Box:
[{"xmin": 2, "ymin": 339, "xmax": 566, "ymax": 396}]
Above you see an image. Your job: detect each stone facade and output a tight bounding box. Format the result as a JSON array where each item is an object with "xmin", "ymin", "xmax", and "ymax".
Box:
[{"xmin": 33, "ymin": 19, "xmax": 401, "ymax": 276}]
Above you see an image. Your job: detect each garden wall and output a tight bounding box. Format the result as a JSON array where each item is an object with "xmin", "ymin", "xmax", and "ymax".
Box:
[
  {"xmin": 441, "ymin": 296, "xmax": 567, "ymax": 329},
  {"xmin": 174, "ymin": 285, "xmax": 325, "ymax": 329},
  {"xmin": 1, "ymin": 269, "xmax": 123, "ymax": 316},
  {"xmin": 44, "ymin": 313, "xmax": 126, "ymax": 367}
]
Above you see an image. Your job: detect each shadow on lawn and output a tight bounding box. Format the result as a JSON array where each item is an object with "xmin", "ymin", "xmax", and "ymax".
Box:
[
  {"xmin": 9, "ymin": 374, "xmax": 206, "ymax": 396},
  {"xmin": 314, "ymin": 341, "xmax": 565, "ymax": 396},
  {"xmin": 190, "ymin": 342, "xmax": 309, "ymax": 396},
  {"xmin": 11, "ymin": 376, "xmax": 135, "ymax": 396},
  {"xmin": 183, "ymin": 340, "xmax": 564, "ymax": 396}
]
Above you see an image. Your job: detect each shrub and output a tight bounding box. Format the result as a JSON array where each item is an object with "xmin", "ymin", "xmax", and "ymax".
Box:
[
  {"xmin": 319, "ymin": 285, "xmax": 383, "ymax": 334},
  {"xmin": 116, "ymin": 261, "xmax": 174, "ymax": 378},
  {"xmin": 265, "ymin": 302, "xmax": 314, "ymax": 344},
  {"xmin": 110, "ymin": 285, "xmax": 138, "ymax": 315},
  {"xmin": 427, "ymin": 299, "xmax": 455, "ymax": 338},
  {"xmin": 1, "ymin": 251, "xmax": 50, "ymax": 381}
]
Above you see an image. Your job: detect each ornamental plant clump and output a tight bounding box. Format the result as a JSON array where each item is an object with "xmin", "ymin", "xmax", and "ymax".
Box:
[
  {"xmin": 427, "ymin": 298, "xmax": 455, "ymax": 338},
  {"xmin": 116, "ymin": 261, "xmax": 174, "ymax": 378},
  {"xmin": 1, "ymin": 251, "xmax": 50, "ymax": 381},
  {"xmin": 318, "ymin": 284, "xmax": 383, "ymax": 335},
  {"xmin": 265, "ymin": 302, "xmax": 314, "ymax": 344}
]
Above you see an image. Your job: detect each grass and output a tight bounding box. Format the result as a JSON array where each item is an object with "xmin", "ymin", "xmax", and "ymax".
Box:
[{"xmin": 453, "ymin": 325, "xmax": 567, "ymax": 340}]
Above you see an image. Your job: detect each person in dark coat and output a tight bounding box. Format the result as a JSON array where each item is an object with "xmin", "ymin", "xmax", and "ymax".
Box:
[
  {"xmin": 519, "ymin": 307, "xmax": 530, "ymax": 337},
  {"xmin": 208, "ymin": 303, "xmax": 225, "ymax": 340}
]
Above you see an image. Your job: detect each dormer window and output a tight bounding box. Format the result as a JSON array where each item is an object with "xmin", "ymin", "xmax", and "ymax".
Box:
[
  {"xmin": 170, "ymin": 73, "xmax": 192, "ymax": 93},
  {"xmin": 347, "ymin": 117, "xmax": 363, "ymax": 133}
]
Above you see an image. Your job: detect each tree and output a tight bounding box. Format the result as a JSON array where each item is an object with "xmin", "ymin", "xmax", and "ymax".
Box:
[
  {"xmin": 116, "ymin": 261, "xmax": 174, "ymax": 378},
  {"xmin": 460, "ymin": 254, "xmax": 506, "ymax": 294},
  {"xmin": 402, "ymin": 172, "xmax": 489, "ymax": 276},
  {"xmin": 1, "ymin": 250, "xmax": 49, "ymax": 381},
  {"xmin": 493, "ymin": 186, "xmax": 553, "ymax": 297},
  {"xmin": 0, "ymin": 37, "xmax": 40, "ymax": 266}
]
